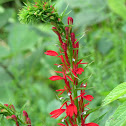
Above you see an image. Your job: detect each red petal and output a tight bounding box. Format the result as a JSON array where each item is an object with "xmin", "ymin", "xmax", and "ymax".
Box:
[
  {"xmin": 55, "ymin": 71, "xmax": 63, "ymax": 73},
  {"xmin": 49, "ymin": 76, "xmax": 64, "ymax": 81},
  {"xmin": 66, "ymin": 75, "xmax": 73, "ymax": 82},
  {"xmin": 76, "ymin": 68, "xmax": 84, "ymax": 74},
  {"xmin": 57, "ymin": 123, "xmax": 65, "ymax": 126},
  {"xmin": 44, "ymin": 50, "xmax": 58, "ymax": 56},
  {"xmin": 85, "ymin": 122, "xmax": 99, "ymax": 126},
  {"xmin": 84, "ymin": 102, "xmax": 90, "ymax": 107},
  {"xmin": 83, "ymin": 95, "xmax": 94, "ymax": 101}
]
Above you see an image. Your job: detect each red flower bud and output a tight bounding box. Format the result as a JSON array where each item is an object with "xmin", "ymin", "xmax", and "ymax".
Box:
[
  {"xmin": 52, "ymin": 27, "xmax": 60, "ymax": 36},
  {"xmin": 68, "ymin": 17, "xmax": 73, "ymax": 25},
  {"xmin": 23, "ymin": 110, "xmax": 28, "ymax": 118}
]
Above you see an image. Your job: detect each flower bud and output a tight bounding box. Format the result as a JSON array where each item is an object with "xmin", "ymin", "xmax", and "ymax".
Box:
[
  {"xmin": 52, "ymin": 27, "xmax": 60, "ymax": 36},
  {"xmin": 68, "ymin": 17, "xmax": 73, "ymax": 25}
]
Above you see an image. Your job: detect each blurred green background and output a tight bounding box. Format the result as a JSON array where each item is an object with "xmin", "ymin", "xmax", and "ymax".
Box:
[{"xmin": 0, "ymin": 0, "xmax": 126, "ymax": 125}]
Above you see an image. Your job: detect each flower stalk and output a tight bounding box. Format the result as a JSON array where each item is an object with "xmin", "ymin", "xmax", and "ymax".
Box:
[{"xmin": 18, "ymin": 1, "xmax": 99, "ymax": 126}]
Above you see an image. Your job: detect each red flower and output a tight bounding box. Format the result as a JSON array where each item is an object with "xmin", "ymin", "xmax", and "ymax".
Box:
[
  {"xmin": 77, "ymin": 60, "xmax": 88, "ymax": 66},
  {"xmin": 68, "ymin": 17, "xmax": 73, "ymax": 25},
  {"xmin": 50, "ymin": 108, "xmax": 65, "ymax": 118},
  {"xmin": 58, "ymin": 123, "xmax": 66, "ymax": 126},
  {"xmin": 76, "ymin": 68, "xmax": 84, "ymax": 75},
  {"xmin": 84, "ymin": 95, "xmax": 94, "ymax": 101},
  {"xmin": 85, "ymin": 122, "xmax": 99, "ymax": 126},
  {"xmin": 44, "ymin": 50, "xmax": 58, "ymax": 56},
  {"xmin": 66, "ymin": 103, "xmax": 77, "ymax": 117},
  {"xmin": 49, "ymin": 76, "xmax": 64, "ymax": 81},
  {"xmin": 75, "ymin": 93, "xmax": 94, "ymax": 101},
  {"xmin": 56, "ymin": 86, "xmax": 67, "ymax": 95}
]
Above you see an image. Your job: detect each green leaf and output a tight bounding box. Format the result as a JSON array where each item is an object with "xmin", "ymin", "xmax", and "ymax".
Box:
[
  {"xmin": 108, "ymin": 0, "xmax": 126, "ymax": 20},
  {"xmin": 105, "ymin": 101, "xmax": 126, "ymax": 126},
  {"xmin": 0, "ymin": 8, "xmax": 14, "ymax": 28},
  {"xmin": 92, "ymin": 112, "xmax": 107, "ymax": 124},
  {"xmin": 8, "ymin": 24, "xmax": 39, "ymax": 54},
  {"xmin": 102, "ymin": 82, "xmax": 126, "ymax": 106}
]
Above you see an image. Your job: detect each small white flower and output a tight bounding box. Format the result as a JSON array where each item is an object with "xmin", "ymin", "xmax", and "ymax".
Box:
[
  {"xmin": 57, "ymin": 65, "xmax": 62, "ymax": 68},
  {"xmin": 83, "ymin": 84, "xmax": 86, "ymax": 87},
  {"xmin": 81, "ymin": 111, "xmax": 87, "ymax": 115},
  {"xmin": 72, "ymin": 58, "xmax": 75, "ymax": 62},
  {"xmin": 59, "ymin": 97, "xmax": 64, "ymax": 100},
  {"xmin": 68, "ymin": 92, "xmax": 71, "ymax": 96},
  {"xmin": 62, "ymin": 119, "xmax": 65, "ymax": 122}
]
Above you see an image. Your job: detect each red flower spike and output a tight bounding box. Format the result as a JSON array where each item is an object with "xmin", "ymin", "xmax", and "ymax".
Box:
[
  {"xmin": 44, "ymin": 50, "xmax": 58, "ymax": 56},
  {"xmin": 68, "ymin": 17, "xmax": 73, "ymax": 25},
  {"xmin": 76, "ymin": 68, "xmax": 84, "ymax": 75},
  {"xmin": 58, "ymin": 123, "xmax": 66, "ymax": 126},
  {"xmin": 50, "ymin": 108, "xmax": 65, "ymax": 118},
  {"xmin": 49, "ymin": 76, "xmax": 64, "ymax": 81},
  {"xmin": 85, "ymin": 122, "xmax": 99, "ymax": 126}
]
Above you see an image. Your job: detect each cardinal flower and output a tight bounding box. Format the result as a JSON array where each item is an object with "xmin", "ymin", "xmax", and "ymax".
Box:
[
  {"xmin": 75, "ymin": 92, "xmax": 94, "ymax": 101},
  {"xmin": 49, "ymin": 75, "xmax": 64, "ymax": 81},
  {"xmin": 44, "ymin": 50, "xmax": 58, "ymax": 56},
  {"xmin": 50, "ymin": 108, "xmax": 65, "ymax": 119},
  {"xmin": 66, "ymin": 102, "xmax": 77, "ymax": 117}
]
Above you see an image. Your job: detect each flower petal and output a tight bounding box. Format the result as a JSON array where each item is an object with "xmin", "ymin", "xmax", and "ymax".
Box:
[
  {"xmin": 85, "ymin": 122, "xmax": 99, "ymax": 126},
  {"xmin": 76, "ymin": 68, "xmax": 84, "ymax": 74},
  {"xmin": 57, "ymin": 123, "xmax": 65, "ymax": 126},
  {"xmin": 44, "ymin": 50, "xmax": 58, "ymax": 56},
  {"xmin": 49, "ymin": 76, "xmax": 64, "ymax": 81},
  {"xmin": 83, "ymin": 95, "xmax": 94, "ymax": 101}
]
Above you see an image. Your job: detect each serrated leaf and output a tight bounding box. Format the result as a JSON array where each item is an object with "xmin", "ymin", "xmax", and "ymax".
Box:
[
  {"xmin": 105, "ymin": 101, "xmax": 126, "ymax": 126},
  {"xmin": 108, "ymin": 0, "xmax": 126, "ymax": 20},
  {"xmin": 102, "ymin": 82, "xmax": 126, "ymax": 106}
]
